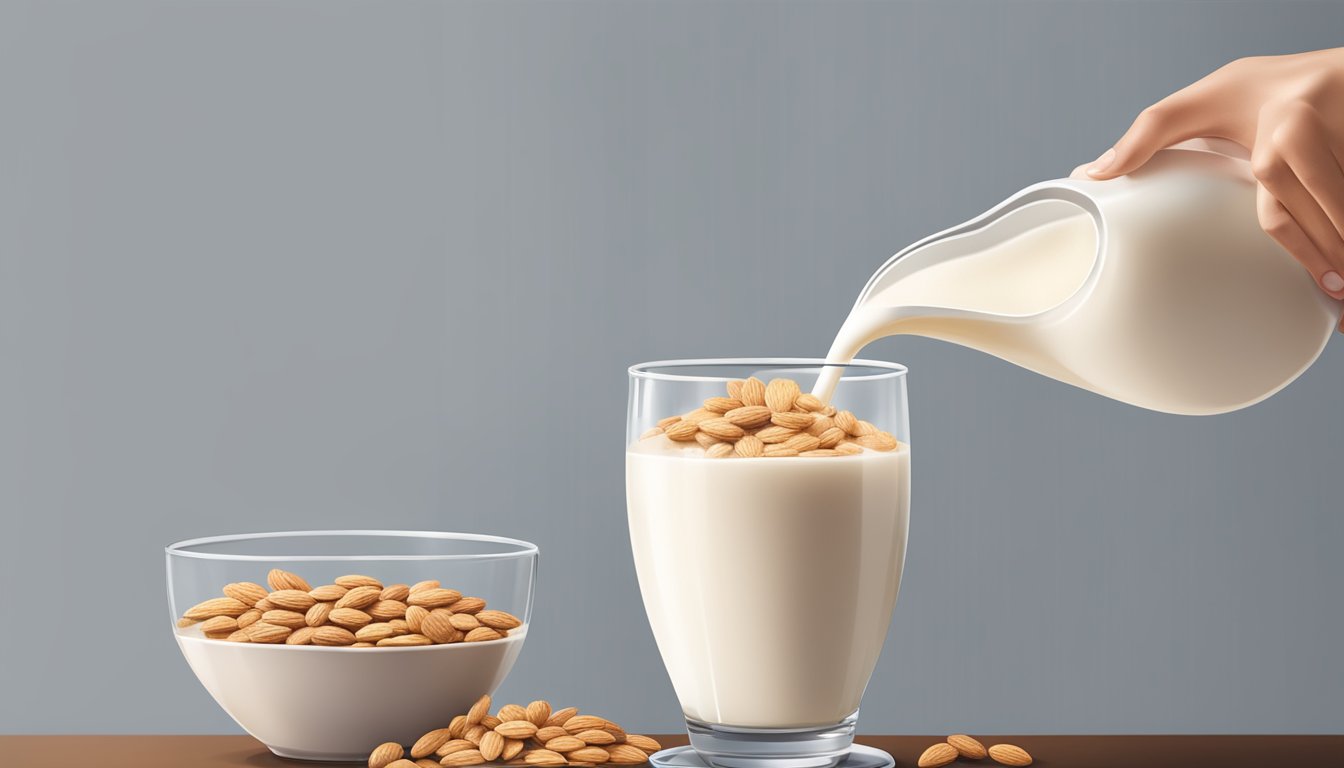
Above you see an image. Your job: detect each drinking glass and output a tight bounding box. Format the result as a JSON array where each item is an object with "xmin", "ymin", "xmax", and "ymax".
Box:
[{"xmin": 626, "ymin": 359, "xmax": 910, "ymax": 768}]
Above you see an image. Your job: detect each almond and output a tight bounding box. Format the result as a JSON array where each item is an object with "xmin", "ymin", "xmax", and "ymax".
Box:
[
  {"xmin": 422, "ymin": 610, "xmax": 464, "ymax": 644},
  {"xmin": 703, "ymin": 397, "xmax": 743, "ymax": 414},
  {"xmin": 222, "ymin": 582, "xmax": 269, "ymax": 606},
  {"xmin": 855, "ymin": 432, "xmax": 898, "ymax": 451},
  {"xmin": 724, "ymin": 405, "xmax": 773, "ymax": 429},
  {"xmin": 575, "ymin": 730, "xmax": 615, "ymax": 746},
  {"xmin": 442, "ymin": 749, "xmax": 485, "ymax": 766},
  {"xmin": 562, "ymin": 716, "xmax": 609, "ymax": 735},
  {"xmin": 466, "ymin": 694, "xmax": 492, "ymax": 725},
  {"xmin": 369, "ymin": 741, "xmax": 404, "ymax": 768},
  {"xmin": 656, "ymin": 415, "xmax": 682, "ymax": 430},
  {"xmin": 411, "ymin": 729, "xmax": 455, "ymax": 758},
  {"xmin": 497, "ymin": 704, "xmax": 529, "ymax": 722},
  {"xmin": 834, "ymin": 410, "xmax": 859, "ymax": 434},
  {"xmin": 526, "ymin": 700, "xmax": 552, "ymax": 726},
  {"xmin": 739, "ymin": 377, "xmax": 766, "ymax": 407},
  {"xmin": 199, "ymin": 616, "xmax": 239, "ymax": 635},
  {"xmin": 308, "ymin": 584, "xmax": 348, "ymax": 602},
  {"xmin": 754, "ymin": 425, "xmax": 797, "ymax": 444},
  {"xmin": 699, "ymin": 418, "xmax": 745, "ymax": 440},
  {"xmin": 816, "ymin": 427, "xmax": 847, "ymax": 449},
  {"xmin": 725, "ymin": 380, "xmax": 745, "ymax": 399},
  {"xmin": 286, "ymin": 626, "xmax": 318, "ymax": 645},
  {"xmin": 312, "ymin": 626, "xmax": 356, "ymax": 646},
  {"xmin": 947, "ymin": 735, "xmax": 986, "ymax": 759},
  {"xmin": 835, "ymin": 441, "xmax": 864, "ymax": 455},
  {"xmin": 328, "ymin": 607, "xmax": 373, "ymax": 630},
  {"xmin": 355, "ymin": 623, "xmax": 397, "ymax": 643},
  {"xmin": 479, "ymin": 731, "xmax": 505, "ymax": 761},
  {"xmin": 253, "ymin": 598, "xmax": 275, "ymax": 612},
  {"xmin": 267, "ymin": 569, "xmax": 310, "ymax": 592},
  {"xmin": 176, "ymin": 617, "xmax": 198, "ymax": 628},
  {"xmin": 335, "ymin": 574, "xmax": 383, "ymax": 590},
  {"xmin": 807, "ymin": 415, "xmax": 836, "ymax": 436},
  {"xmin": 851, "ymin": 419, "xmax": 879, "ymax": 436},
  {"xmin": 436, "ymin": 739, "xmax": 476, "ymax": 757},
  {"xmin": 605, "ymin": 745, "xmax": 647, "ymax": 765},
  {"xmin": 536, "ymin": 726, "xmax": 569, "ymax": 743},
  {"xmin": 706, "ymin": 442, "xmax": 734, "ymax": 458},
  {"xmin": 335, "ymin": 585, "xmax": 382, "ymax": 609},
  {"xmin": 524, "ymin": 749, "xmax": 567, "ymax": 766},
  {"xmin": 184, "ymin": 597, "xmax": 250, "ymax": 620},
  {"xmin": 569, "ymin": 747, "xmax": 611, "ymax": 764},
  {"xmin": 764, "ymin": 378, "xmax": 800, "ymax": 412},
  {"xmin": 407, "ymin": 588, "xmax": 463, "ymax": 608},
  {"xmin": 664, "ymin": 420, "xmax": 699, "ymax": 442},
  {"xmin": 465, "ymin": 626, "xmax": 502, "ymax": 642},
  {"xmin": 244, "ymin": 622, "xmax": 290, "ymax": 644},
  {"xmin": 734, "ymin": 434, "xmax": 765, "ymax": 457},
  {"xmin": 410, "ymin": 579, "xmax": 440, "ymax": 594},
  {"xmin": 369, "ymin": 599, "xmax": 408, "ymax": 621},
  {"xmin": 918, "ymin": 743, "xmax": 958, "ymax": 768},
  {"xmin": 385, "ymin": 761, "xmax": 417, "ymax": 768},
  {"xmin": 477, "ymin": 610, "xmax": 522, "ymax": 630},
  {"xmin": 236, "ymin": 608, "xmax": 262, "ymax": 628},
  {"xmin": 449, "ymin": 613, "xmax": 481, "ymax": 631},
  {"xmin": 987, "ymin": 744, "xmax": 1032, "ymax": 766},
  {"xmin": 769, "ymin": 411, "xmax": 813, "ymax": 430},
  {"xmin": 544, "ymin": 736, "xmax": 585, "ymax": 753},
  {"xmin": 625, "ymin": 736, "xmax": 661, "ymax": 753},
  {"xmin": 306, "ymin": 602, "xmax": 333, "ymax": 627},
  {"xmin": 406, "ymin": 605, "xmax": 430, "ymax": 633},
  {"xmin": 267, "ymin": 589, "xmax": 316, "ymax": 611},
  {"xmin": 544, "ymin": 707, "xmax": 578, "ymax": 728},
  {"xmin": 781, "ymin": 433, "xmax": 821, "ymax": 453},
  {"xmin": 388, "ymin": 618, "xmax": 409, "ymax": 634},
  {"xmin": 464, "ymin": 725, "xmax": 487, "ymax": 745},
  {"xmin": 481, "ymin": 715, "xmax": 501, "ymax": 730},
  {"xmin": 795, "ymin": 393, "xmax": 824, "ymax": 412},
  {"xmin": 226, "ymin": 629, "xmax": 251, "ymax": 642},
  {"xmin": 380, "ymin": 583, "xmax": 411, "ymax": 602},
  {"xmin": 502, "ymin": 739, "xmax": 526, "ymax": 761},
  {"xmin": 451, "ymin": 597, "xmax": 486, "ymax": 614},
  {"xmin": 762, "ymin": 445, "xmax": 799, "ymax": 457},
  {"xmin": 377, "ymin": 633, "xmax": 432, "ymax": 646},
  {"xmin": 694, "ymin": 431, "xmax": 721, "ymax": 449},
  {"xmin": 261, "ymin": 609, "xmax": 308, "ymax": 629},
  {"xmin": 448, "ymin": 715, "xmax": 470, "ymax": 739},
  {"xmin": 495, "ymin": 720, "xmax": 538, "ymax": 739}
]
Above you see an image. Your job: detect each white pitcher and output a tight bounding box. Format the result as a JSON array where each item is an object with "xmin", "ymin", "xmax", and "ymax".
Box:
[{"xmin": 821, "ymin": 149, "xmax": 1342, "ymax": 415}]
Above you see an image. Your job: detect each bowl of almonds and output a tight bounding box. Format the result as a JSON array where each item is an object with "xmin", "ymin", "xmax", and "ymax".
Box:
[{"xmin": 166, "ymin": 531, "xmax": 537, "ymax": 761}]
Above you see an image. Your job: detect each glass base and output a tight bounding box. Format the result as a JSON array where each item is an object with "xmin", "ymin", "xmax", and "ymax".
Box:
[
  {"xmin": 654, "ymin": 715, "xmax": 887, "ymax": 768},
  {"xmin": 652, "ymin": 744, "xmax": 893, "ymax": 768}
]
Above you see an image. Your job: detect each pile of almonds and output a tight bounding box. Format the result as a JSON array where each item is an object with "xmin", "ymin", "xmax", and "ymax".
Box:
[
  {"xmin": 369, "ymin": 695, "xmax": 660, "ymax": 768},
  {"xmin": 640, "ymin": 377, "xmax": 901, "ymax": 458},
  {"xmin": 176, "ymin": 569, "xmax": 521, "ymax": 647},
  {"xmin": 918, "ymin": 735, "xmax": 1032, "ymax": 767}
]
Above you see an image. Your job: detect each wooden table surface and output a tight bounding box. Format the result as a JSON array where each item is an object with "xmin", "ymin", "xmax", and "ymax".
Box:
[{"xmin": 2, "ymin": 734, "xmax": 1340, "ymax": 768}]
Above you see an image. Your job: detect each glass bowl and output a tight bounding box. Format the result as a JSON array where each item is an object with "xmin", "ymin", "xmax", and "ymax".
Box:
[{"xmin": 166, "ymin": 530, "xmax": 537, "ymax": 761}]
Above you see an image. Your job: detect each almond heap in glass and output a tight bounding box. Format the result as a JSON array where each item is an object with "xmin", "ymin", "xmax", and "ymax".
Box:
[
  {"xmin": 640, "ymin": 376, "xmax": 901, "ymax": 457},
  {"xmin": 176, "ymin": 569, "xmax": 521, "ymax": 647}
]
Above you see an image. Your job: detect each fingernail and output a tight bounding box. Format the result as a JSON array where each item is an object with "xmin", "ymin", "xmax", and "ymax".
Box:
[
  {"xmin": 1087, "ymin": 148, "xmax": 1116, "ymax": 177},
  {"xmin": 1323, "ymin": 271, "xmax": 1344, "ymax": 294}
]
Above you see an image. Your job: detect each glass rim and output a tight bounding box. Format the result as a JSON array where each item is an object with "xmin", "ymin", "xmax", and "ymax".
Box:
[
  {"xmin": 628, "ymin": 357, "xmax": 908, "ymax": 383},
  {"xmin": 165, "ymin": 530, "xmax": 539, "ymax": 563}
]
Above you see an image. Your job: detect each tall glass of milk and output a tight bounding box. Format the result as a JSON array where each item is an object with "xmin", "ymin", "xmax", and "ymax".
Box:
[{"xmin": 626, "ymin": 359, "xmax": 910, "ymax": 768}]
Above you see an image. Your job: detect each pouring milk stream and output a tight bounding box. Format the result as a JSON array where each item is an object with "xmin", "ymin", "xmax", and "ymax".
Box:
[{"xmin": 813, "ymin": 149, "xmax": 1343, "ymax": 415}]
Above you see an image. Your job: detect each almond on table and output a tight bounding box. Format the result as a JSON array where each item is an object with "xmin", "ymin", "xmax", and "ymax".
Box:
[
  {"xmin": 638, "ymin": 376, "xmax": 901, "ymax": 458},
  {"xmin": 375, "ymin": 697, "xmax": 660, "ymax": 768},
  {"xmin": 176, "ymin": 569, "xmax": 521, "ymax": 647}
]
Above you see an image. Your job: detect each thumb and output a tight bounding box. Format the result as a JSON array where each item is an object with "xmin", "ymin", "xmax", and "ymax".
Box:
[{"xmin": 1086, "ymin": 97, "xmax": 1207, "ymax": 179}]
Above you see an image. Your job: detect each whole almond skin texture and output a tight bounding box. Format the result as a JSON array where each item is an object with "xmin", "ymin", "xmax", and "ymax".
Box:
[
  {"xmin": 267, "ymin": 569, "xmax": 310, "ymax": 592},
  {"xmin": 544, "ymin": 736, "xmax": 586, "ymax": 753},
  {"xmin": 452, "ymin": 597, "xmax": 486, "ymax": 614},
  {"xmin": 476, "ymin": 610, "xmax": 522, "ymax": 630},
  {"xmin": 465, "ymin": 626, "xmax": 502, "ymax": 642},
  {"xmin": 406, "ymin": 588, "xmax": 462, "ymax": 608},
  {"xmin": 335, "ymin": 574, "xmax": 383, "ymax": 589},
  {"xmin": 411, "ymin": 728, "xmax": 455, "ymax": 758},
  {"xmin": 918, "ymin": 743, "xmax": 958, "ymax": 768},
  {"xmin": 524, "ymin": 749, "xmax": 567, "ymax": 766},
  {"xmin": 605, "ymin": 745, "xmax": 648, "ymax": 765},
  {"xmin": 306, "ymin": 602, "xmax": 333, "ymax": 627},
  {"xmin": 308, "ymin": 584, "xmax": 348, "ymax": 602},
  {"xmin": 184, "ymin": 597, "xmax": 249, "ymax": 620},
  {"xmin": 442, "ymin": 749, "xmax": 485, "ymax": 767},
  {"xmin": 466, "ymin": 695, "xmax": 491, "ymax": 725},
  {"xmin": 267, "ymin": 589, "xmax": 316, "ymax": 611},
  {"xmin": 495, "ymin": 720, "xmax": 538, "ymax": 739},
  {"xmin": 335, "ymin": 585, "xmax": 382, "ymax": 609},
  {"xmin": 948, "ymin": 734, "xmax": 987, "ymax": 759},
  {"xmin": 436, "ymin": 739, "xmax": 476, "ymax": 758},
  {"xmin": 312, "ymin": 626, "xmax": 356, "ymax": 646},
  {"xmin": 502, "ymin": 739, "xmax": 526, "ymax": 761},
  {"xmin": 243, "ymin": 622, "xmax": 290, "ymax": 644},
  {"xmin": 988, "ymin": 744, "xmax": 1033, "ymax": 766},
  {"xmin": 544, "ymin": 708, "xmax": 578, "ymax": 728},
  {"xmin": 724, "ymin": 406, "xmax": 772, "ymax": 429},
  {"xmin": 328, "ymin": 607, "xmax": 373, "ymax": 630},
  {"xmin": 576, "ymin": 729, "xmax": 615, "ymax": 746},
  {"xmin": 479, "ymin": 731, "xmax": 504, "ymax": 761},
  {"xmin": 222, "ymin": 582, "xmax": 269, "ymax": 606},
  {"xmin": 527, "ymin": 700, "xmax": 552, "ymax": 726},
  {"xmin": 261, "ymin": 609, "xmax": 307, "ymax": 629},
  {"xmin": 496, "ymin": 704, "xmax": 529, "ymax": 722},
  {"xmin": 764, "ymin": 378, "xmax": 800, "ymax": 412},
  {"xmin": 739, "ymin": 377, "xmax": 766, "ymax": 406},
  {"xmin": 369, "ymin": 742, "xmax": 404, "ymax": 768},
  {"xmin": 626, "ymin": 736, "xmax": 662, "ymax": 753},
  {"xmin": 285, "ymin": 626, "xmax": 318, "ymax": 645},
  {"xmin": 569, "ymin": 747, "xmax": 611, "ymax": 763}
]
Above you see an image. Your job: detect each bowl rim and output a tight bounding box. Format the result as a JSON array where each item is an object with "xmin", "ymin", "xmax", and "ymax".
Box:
[{"xmin": 165, "ymin": 530, "xmax": 539, "ymax": 562}]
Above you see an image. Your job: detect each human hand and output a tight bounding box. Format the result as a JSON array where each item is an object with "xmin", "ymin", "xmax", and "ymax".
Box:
[{"xmin": 1083, "ymin": 48, "xmax": 1344, "ymax": 316}]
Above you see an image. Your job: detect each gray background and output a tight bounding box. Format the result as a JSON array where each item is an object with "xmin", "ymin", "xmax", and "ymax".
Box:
[{"xmin": 2, "ymin": 0, "xmax": 1341, "ymax": 736}]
